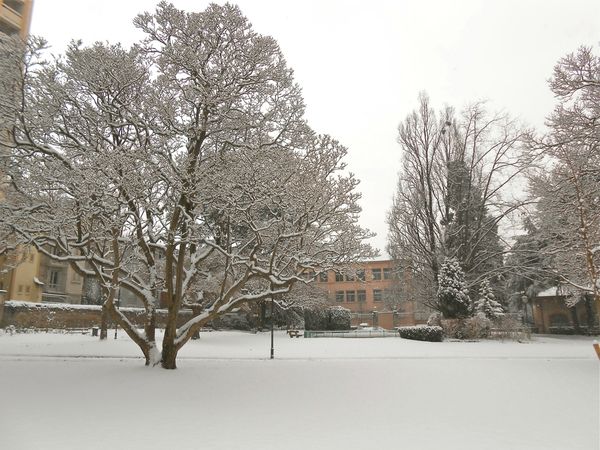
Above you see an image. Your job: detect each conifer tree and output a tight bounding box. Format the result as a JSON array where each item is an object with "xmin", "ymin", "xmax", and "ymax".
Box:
[
  {"xmin": 437, "ymin": 257, "xmax": 470, "ymax": 318},
  {"xmin": 474, "ymin": 279, "xmax": 504, "ymax": 319}
]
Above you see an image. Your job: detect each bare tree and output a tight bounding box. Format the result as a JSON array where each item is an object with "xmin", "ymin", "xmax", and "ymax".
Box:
[
  {"xmin": 528, "ymin": 46, "xmax": 600, "ymax": 320},
  {"xmin": 0, "ymin": 3, "xmax": 374, "ymax": 368},
  {"xmin": 387, "ymin": 93, "xmax": 527, "ymax": 313}
]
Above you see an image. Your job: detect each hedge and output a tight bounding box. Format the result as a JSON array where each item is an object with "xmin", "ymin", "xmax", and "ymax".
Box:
[{"xmin": 397, "ymin": 325, "xmax": 443, "ymax": 342}]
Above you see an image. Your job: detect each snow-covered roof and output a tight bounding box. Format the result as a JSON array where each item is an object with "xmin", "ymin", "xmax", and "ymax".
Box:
[
  {"xmin": 33, "ymin": 277, "xmax": 44, "ymax": 286},
  {"xmin": 536, "ymin": 287, "xmax": 559, "ymax": 297}
]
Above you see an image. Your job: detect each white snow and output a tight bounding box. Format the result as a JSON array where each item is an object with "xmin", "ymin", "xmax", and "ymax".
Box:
[{"xmin": 0, "ymin": 330, "xmax": 598, "ymax": 450}]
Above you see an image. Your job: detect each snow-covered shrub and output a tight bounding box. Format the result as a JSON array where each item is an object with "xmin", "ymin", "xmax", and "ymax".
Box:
[
  {"xmin": 304, "ymin": 307, "xmax": 328, "ymax": 330},
  {"xmin": 464, "ymin": 313, "xmax": 492, "ymax": 339},
  {"xmin": 491, "ymin": 315, "xmax": 531, "ymax": 341},
  {"xmin": 398, "ymin": 325, "xmax": 443, "ymax": 342},
  {"xmin": 303, "ymin": 305, "xmax": 351, "ymax": 330},
  {"xmin": 327, "ymin": 306, "xmax": 351, "ymax": 330},
  {"xmin": 437, "ymin": 258, "xmax": 470, "ymax": 318},
  {"xmin": 427, "ymin": 312, "xmax": 442, "ymax": 327},
  {"xmin": 441, "ymin": 315, "xmax": 490, "ymax": 340}
]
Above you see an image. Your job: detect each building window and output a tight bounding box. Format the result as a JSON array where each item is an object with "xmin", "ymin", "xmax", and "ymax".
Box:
[
  {"xmin": 25, "ymin": 286, "xmax": 31, "ymax": 293},
  {"xmin": 372, "ymin": 269, "xmax": 382, "ymax": 280},
  {"xmin": 303, "ymin": 270, "xmax": 315, "ymax": 280},
  {"xmin": 345, "ymin": 274, "xmax": 355, "ymax": 282},
  {"xmin": 335, "ymin": 291, "xmax": 344, "ymax": 302},
  {"xmin": 346, "ymin": 291, "xmax": 356, "ymax": 302},
  {"xmin": 335, "ymin": 272, "xmax": 344, "ymax": 282},
  {"xmin": 357, "ymin": 270, "xmax": 365, "ymax": 282},
  {"xmin": 357, "ymin": 290, "xmax": 366, "ymax": 302},
  {"xmin": 373, "ymin": 289, "xmax": 382, "ymax": 302},
  {"xmin": 319, "ymin": 272, "xmax": 329, "ymax": 282},
  {"xmin": 48, "ymin": 270, "xmax": 60, "ymax": 290},
  {"xmin": 383, "ymin": 268, "xmax": 392, "ymax": 280},
  {"xmin": 18, "ymin": 285, "xmax": 23, "ymax": 293},
  {"xmin": 29, "ymin": 253, "xmax": 34, "ymax": 262}
]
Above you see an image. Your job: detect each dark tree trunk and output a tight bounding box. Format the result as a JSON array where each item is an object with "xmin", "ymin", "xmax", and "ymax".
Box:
[
  {"xmin": 100, "ymin": 303, "xmax": 109, "ymax": 340},
  {"xmin": 162, "ymin": 340, "xmax": 178, "ymax": 369},
  {"xmin": 584, "ymin": 297, "xmax": 595, "ymax": 331},
  {"xmin": 569, "ymin": 306, "xmax": 580, "ymax": 333}
]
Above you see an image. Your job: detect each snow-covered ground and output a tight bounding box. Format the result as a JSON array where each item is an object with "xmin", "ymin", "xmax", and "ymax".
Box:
[{"xmin": 0, "ymin": 330, "xmax": 598, "ymax": 450}]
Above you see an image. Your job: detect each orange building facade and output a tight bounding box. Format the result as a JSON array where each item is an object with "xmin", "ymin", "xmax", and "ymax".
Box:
[{"xmin": 308, "ymin": 260, "xmax": 424, "ymax": 329}]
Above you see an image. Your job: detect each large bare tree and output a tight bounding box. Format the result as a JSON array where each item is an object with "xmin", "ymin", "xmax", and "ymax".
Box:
[
  {"xmin": 387, "ymin": 93, "xmax": 527, "ymax": 313},
  {"xmin": 0, "ymin": 3, "xmax": 373, "ymax": 368},
  {"xmin": 528, "ymin": 46, "xmax": 600, "ymax": 320}
]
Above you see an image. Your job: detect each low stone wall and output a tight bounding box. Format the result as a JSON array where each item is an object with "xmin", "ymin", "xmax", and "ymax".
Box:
[{"xmin": 0, "ymin": 301, "xmax": 196, "ymax": 330}]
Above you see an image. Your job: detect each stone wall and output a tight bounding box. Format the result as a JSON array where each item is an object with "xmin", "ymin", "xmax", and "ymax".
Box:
[{"xmin": 0, "ymin": 301, "xmax": 196, "ymax": 330}]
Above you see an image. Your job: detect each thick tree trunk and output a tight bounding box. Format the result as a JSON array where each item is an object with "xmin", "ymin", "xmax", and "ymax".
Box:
[
  {"xmin": 161, "ymin": 340, "xmax": 178, "ymax": 369},
  {"xmin": 584, "ymin": 297, "xmax": 595, "ymax": 331},
  {"xmin": 100, "ymin": 303, "xmax": 109, "ymax": 340}
]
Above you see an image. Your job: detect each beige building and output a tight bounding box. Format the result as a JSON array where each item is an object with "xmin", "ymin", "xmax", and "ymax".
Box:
[
  {"xmin": 0, "ymin": 0, "xmax": 33, "ymax": 38},
  {"xmin": 0, "ymin": 0, "xmax": 38, "ymax": 311}
]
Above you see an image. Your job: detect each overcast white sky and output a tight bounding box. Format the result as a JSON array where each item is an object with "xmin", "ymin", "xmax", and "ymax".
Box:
[{"xmin": 30, "ymin": 0, "xmax": 600, "ymax": 257}]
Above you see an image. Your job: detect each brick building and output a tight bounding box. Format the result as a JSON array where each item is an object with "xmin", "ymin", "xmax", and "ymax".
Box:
[{"xmin": 308, "ymin": 260, "xmax": 426, "ymax": 329}]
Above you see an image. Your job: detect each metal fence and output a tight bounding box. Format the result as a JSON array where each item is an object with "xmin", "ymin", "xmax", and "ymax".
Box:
[{"xmin": 304, "ymin": 329, "xmax": 399, "ymax": 338}]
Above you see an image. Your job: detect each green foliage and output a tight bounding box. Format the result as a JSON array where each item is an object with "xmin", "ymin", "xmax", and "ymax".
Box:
[
  {"xmin": 437, "ymin": 258, "xmax": 470, "ymax": 318},
  {"xmin": 398, "ymin": 325, "xmax": 443, "ymax": 342},
  {"xmin": 474, "ymin": 279, "xmax": 504, "ymax": 319}
]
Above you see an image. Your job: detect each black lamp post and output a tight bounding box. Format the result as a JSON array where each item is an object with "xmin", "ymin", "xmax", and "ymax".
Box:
[
  {"xmin": 114, "ymin": 287, "xmax": 121, "ymax": 340},
  {"xmin": 270, "ymin": 296, "xmax": 274, "ymax": 359}
]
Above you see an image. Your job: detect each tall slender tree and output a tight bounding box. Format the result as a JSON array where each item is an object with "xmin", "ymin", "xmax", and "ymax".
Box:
[{"xmin": 388, "ymin": 94, "xmax": 526, "ymax": 314}]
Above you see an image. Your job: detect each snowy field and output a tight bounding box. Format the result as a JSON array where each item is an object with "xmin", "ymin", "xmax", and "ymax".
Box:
[{"xmin": 0, "ymin": 330, "xmax": 598, "ymax": 450}]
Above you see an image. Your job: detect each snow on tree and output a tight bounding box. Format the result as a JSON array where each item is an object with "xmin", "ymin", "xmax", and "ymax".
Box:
[
  {"xmin": 437, "ymin": 257, "xmax": 470, "ymax": 318},
  {"xmin": 0, "ymin": 3, "xmax": 374, "ymax": 368},
  {"xmin": 387, "ymin": 93, "xmax": 526, "ymax": 311},
  {"xmin": 528, "ymin": 46, "xmax": 600, "ymax": 323},
  {"xmin": 473, "ymin": 279, "xmax": 504, "ymax": 319}
]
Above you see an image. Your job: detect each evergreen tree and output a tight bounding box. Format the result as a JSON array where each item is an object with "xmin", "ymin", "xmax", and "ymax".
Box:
[
  {"xmin": 474, "ymin": 279, "xmax": 504, "ymax": 319},
  {"xmin": 437, "ymin": 258, "xmax": 470, "ymax": 318}
]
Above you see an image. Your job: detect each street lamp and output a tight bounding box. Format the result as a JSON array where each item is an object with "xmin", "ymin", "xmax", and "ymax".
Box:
[
  {"xmin": 270, "ymin": 296, "xmax": 274, "ymax": 359},
  {"xmin": 114, "ymin": 287, "xmax": 121, "ymax": 340}
]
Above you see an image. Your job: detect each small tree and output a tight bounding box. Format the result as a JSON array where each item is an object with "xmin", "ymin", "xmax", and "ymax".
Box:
[
  {"xmin": 437, "ymin": 257, "xmax": 470, "ymax": 318},
  {"xmin": 474, "ymin": 279, "xmax": 504, "ymax": 319}
]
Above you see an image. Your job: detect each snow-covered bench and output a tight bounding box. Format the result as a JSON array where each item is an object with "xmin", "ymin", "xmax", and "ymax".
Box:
[{"xmin": 287, "ymin": 329, "xmax": 302, "ymax": 338}]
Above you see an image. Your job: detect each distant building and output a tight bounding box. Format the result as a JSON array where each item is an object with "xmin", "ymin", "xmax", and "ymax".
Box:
[
  {"xmin": 0, "ymin": 0, "xmax": 33, "ymax": 39},
  {"xmin": 309, "ymin": 260, "xmax": 427, "ymax": 329},
  {"xmin": 0, "ymin": 0, "xmax": 35, "ymax": 312},
  {"xmin": 532, "ymin": 287, "xmax": 598, "ymax": 334}
]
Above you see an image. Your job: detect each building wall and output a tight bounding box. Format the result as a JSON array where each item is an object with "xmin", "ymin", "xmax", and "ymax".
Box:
[
  {"xmin": 0, "ymin": 0, "xmax": 34, "ymax": 316},
  {"xmin": 0, "ymin": 0, "xmax": 33, "ymax": 38},
  {"xmin": 6, "ymin": 248, "xmax": 42, "ymax": 302},
  {"xmin": 533, "ymin": 295, "xmax": 598, "ymax": 333},
  {"xmin": 314, "ymin": 260, "xmax": 398, "ymax": 313}
]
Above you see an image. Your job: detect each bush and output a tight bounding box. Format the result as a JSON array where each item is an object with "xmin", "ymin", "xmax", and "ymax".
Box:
[
  {"xmin": 441, "ymin": 314, "xmax": 491, "ymax": 339},
  {"xmin": 303, "ymin": 306, "xmax": 351, "ymax": 331},
  {"xmin": 490, "ymin": 315, "xmax": 530, "ymax": 341},
  {"xmin": 398, "ymin": 325, "xmax": 443, "ymax": 342},
  {"xmin": 303, "ymin": 307, "xmax": 328, "ymax": 330},
  {"xmin": 427, "ymin": 312, "xmax": 442, "ymax": 327},
  {"xmin": 441, "ymin": 315, "xmax": 530, "ymax": 341},
  {"xmin": 327, "ymin": 306, "xmax": 351, "ymax": 330}
]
